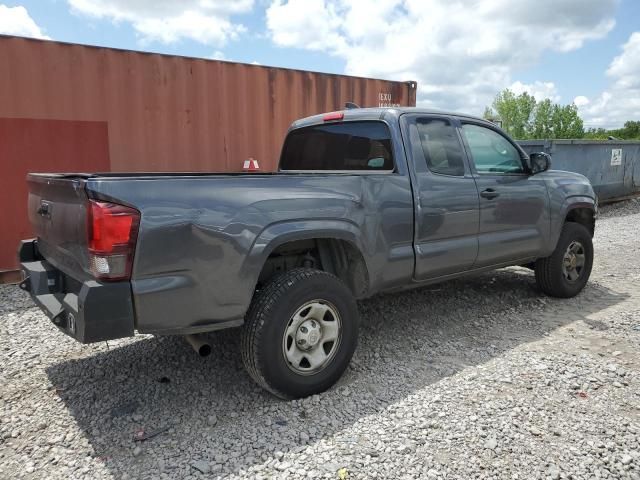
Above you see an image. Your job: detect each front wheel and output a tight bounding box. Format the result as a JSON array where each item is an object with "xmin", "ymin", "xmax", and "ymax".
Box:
[
  {"xmin": 535, "ymin": 222, "xmax": 594, "ymax": 298},
  {"xmin": 241, "ymin": 268, "xmax": 359, "ymax": 399}
]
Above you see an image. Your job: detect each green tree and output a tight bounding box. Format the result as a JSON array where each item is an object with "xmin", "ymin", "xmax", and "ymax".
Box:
[
  {"xmin": 489, "ymin": 89, "xmax": 536, "ymax": 139},
  {"xmin": 530, "ymin": 98, "xmax": 554, "ymax": 139},
  {"xmin": 485, "ymin": 89, "xmax": 585, "ymax": 139},
  {"xmin": 482, "ymin": 106, "xmax": 495, "ymax": 121},
  {"xmin": 550, "ymin": 103, "xmax": 584, "ymax": 139},
  {"xmin": 583, "ymin": 128, "xmax": 608, "ymax": 140},
  {"xmin": 583, "ymin": 121, "xmax": 640, "ymax": 140},
  {"xmin": 619, "ymin": 121, "xmax": 640, "ymax": 139}
]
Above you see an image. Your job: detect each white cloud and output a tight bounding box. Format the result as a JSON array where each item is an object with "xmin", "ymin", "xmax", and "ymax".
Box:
[
  {"xmin": 0, "ymin": 4, "xmax": 50, "ymax": 39},
  {"xmin": 509, "ymin": 81, "xmax": 560, "ymax": 102},
  {"xmin": 68, "ymin": 0, "xmax": 253, "ymax": 45},
  {"xmin": 573, "ymin": 95, "xmax": 590, "ymax": 107},
  {"xmin": 576, "ymin": 32, "xmax": 640, "ymax": 128},
  {"xmin": 268, "ymin": 0, "xmax": 346, "ymax": 53},
  {"xmin": 607, "ymin": 32, "xmax": 640, "ymax": 88},
  {"xmin": 210, "ymin": 50, "xmax": 227, "ymax": 60},
  {"xmin": 266, "ymin": 0, "xmax": 617, "ymax": 114}
]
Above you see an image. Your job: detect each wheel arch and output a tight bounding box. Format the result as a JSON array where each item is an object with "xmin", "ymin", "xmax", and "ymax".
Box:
[
  {"xmin": 547, "ymin": 196, "xmax": 596, "ymax": 254},
  {"xmin": 564, "ymin": 204, "xmax": 596, "ymax": 237},
  {"xmin": 241, "ymin": 221, "xmax": 372, "ymax": 299}
]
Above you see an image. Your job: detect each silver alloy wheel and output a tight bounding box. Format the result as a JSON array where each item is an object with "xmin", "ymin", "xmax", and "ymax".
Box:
[
  {"xmin": 282, "ymin": 300, "xmax": 342, "ymax": 375},
  {"xmin": 562, "ymin": 240, "xmax": 586, "ymax": 282}
]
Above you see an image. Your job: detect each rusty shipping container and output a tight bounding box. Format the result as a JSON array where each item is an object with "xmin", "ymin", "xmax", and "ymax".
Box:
[{"xmin": 0, "ymin": 35, "xmax": 416, "ymax": 276}]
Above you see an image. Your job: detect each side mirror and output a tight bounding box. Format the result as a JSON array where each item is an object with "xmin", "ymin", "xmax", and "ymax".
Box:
[{"xmin": 529, "ymin": 152, "xmax": 552, "ymax": 174}]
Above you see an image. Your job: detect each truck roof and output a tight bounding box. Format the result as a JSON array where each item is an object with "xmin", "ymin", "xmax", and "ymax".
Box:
[{"xmin": 291, "ymin": 107, "xmax": 493, "ymax": 130}]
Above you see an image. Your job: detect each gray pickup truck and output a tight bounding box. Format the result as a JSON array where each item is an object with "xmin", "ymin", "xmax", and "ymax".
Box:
[{"xmin": 19, "ymin": 107, "xmax": 597, "ymax": 399}]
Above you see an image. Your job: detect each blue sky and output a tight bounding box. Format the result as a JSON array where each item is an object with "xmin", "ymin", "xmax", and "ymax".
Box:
[
  {"xmin": 2, "ymin": 0, "xmax": 347, "ymax": 71},
  {"xmin": 2, "ymin": 0, "xmax": 639, "ymax": 128},
  {"xmin": 516, "ymin": 0, "xmax": 639, "ymax": 104}
]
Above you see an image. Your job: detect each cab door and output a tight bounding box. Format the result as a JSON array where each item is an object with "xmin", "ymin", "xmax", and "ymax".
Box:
[
  {"xmin": 400, "ymin": 114, "xmax": 480, "ymax": 280},
  {"xmin": 458, "ymin": 121, "xmax": 550, "ymax": 267}
]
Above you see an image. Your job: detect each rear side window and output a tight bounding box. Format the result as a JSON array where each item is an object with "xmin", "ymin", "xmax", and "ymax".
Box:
[
  {"xmin": 280, "ymin": 121, "xmax": 394, "ymax": 171},
  {"xmin": 416, "ymin": 118, "xmax": 466, "ymax": 176}
]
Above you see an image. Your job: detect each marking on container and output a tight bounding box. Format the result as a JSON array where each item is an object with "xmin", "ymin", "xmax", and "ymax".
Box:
[
  {"xmin": 378, "ymin": 92, "xmax": 400, "ymax": 108},
  {"xmin": 611, "ymin": 148, "xmax": 622, "ymax": 166}
]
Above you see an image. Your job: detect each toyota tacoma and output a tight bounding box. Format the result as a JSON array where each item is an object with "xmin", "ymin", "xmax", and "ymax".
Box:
[{"xmin": 18, "ymin": 108, "xmax": 597, "ymax": 399}]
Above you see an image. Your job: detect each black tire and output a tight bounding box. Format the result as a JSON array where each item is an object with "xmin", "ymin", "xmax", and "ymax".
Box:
[
  {"xmin": 241, "ymin": 268, "xmax": 359, "ymax": 399},
  {"xmin": 535, "ymin": 222, "xmax": 593, "ymax": 298}
]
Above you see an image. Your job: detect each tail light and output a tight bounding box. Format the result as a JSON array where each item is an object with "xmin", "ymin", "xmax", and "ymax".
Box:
[{"xmin": 87, "ymin": 200, "xmax": 140, "ymax": 281}]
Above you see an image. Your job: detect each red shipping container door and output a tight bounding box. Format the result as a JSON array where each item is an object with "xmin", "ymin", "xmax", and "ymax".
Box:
[{"xmin": 0, "ymin": 118, "xmax": 110, "ymax": 277}]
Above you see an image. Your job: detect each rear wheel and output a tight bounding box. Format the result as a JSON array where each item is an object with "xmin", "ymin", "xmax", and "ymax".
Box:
[
  {"xmin": 241, "ymin": 268, "xmax": 359, "ymax": 399},
  {"xmin": 535, "ymin": 222, "xmax": 593, "ymax": 298}
]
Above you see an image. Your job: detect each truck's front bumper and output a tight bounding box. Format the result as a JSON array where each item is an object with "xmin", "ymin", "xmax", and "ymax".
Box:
[{"xmin": 18, "ymin": 239, "xmax": 135, "ymax": 343}]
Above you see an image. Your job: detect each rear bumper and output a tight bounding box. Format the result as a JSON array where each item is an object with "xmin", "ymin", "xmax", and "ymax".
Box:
[{"xmin": 18, "ymin": 239, "xmax": 135, "ymax": 343}]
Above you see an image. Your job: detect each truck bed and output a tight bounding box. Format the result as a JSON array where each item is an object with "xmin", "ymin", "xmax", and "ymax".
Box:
[{"xmin": 24, "ymin": 171, "xmax": 415, "ymax": 336}]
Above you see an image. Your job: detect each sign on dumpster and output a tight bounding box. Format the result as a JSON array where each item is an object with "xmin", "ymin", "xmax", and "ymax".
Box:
[{"xmin": 611, "ymin": 149, "xmax": 622, "ymax": 166}]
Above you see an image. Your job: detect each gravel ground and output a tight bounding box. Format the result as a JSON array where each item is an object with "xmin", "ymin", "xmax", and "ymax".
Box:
[{"xmin": 1, "ymin": 200, "xmax": 639, "ymax": 480}]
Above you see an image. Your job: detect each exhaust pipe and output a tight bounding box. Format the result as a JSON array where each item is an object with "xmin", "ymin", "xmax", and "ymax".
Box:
[{"xmin": 185, "ymin": 334, "xmax": 212, "ymax": 357}]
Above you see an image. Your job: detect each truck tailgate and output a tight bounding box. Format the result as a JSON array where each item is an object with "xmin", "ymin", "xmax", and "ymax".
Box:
[{"xmin": 27, "ymin": 174, "xmax": 91, "ymax": 279}]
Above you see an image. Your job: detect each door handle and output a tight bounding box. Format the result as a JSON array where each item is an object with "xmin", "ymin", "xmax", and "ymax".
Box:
[{"xmin": 480, "ymin": 188, "xmax": 500, "ymax": 199}]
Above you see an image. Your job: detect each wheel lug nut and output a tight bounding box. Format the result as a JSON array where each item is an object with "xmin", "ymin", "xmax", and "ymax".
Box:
[{"xmin": 300, "ymin": 326, "xmax": 307, "ymax": 333}]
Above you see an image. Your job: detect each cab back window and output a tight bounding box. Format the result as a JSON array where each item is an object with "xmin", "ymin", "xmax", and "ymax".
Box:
[{"xmin": 280, "ymin": 121, "xmax": 394, "ymax": 171}]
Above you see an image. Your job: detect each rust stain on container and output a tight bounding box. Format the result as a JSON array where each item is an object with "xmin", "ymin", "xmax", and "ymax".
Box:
[{"xmin": 0, "ymin": 35, "xmax": 416, "ymax": 273}]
